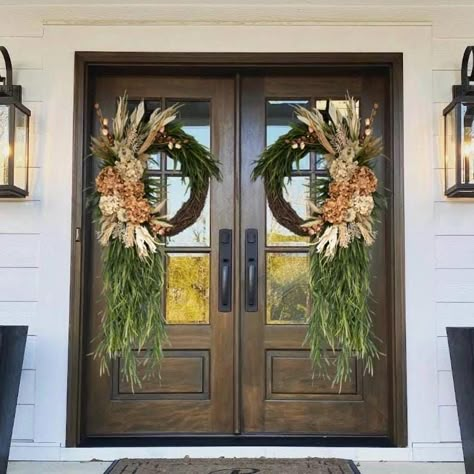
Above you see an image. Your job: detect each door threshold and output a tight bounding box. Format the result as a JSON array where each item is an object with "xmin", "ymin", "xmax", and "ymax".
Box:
[{"xmin": 80, "ymin": 435, "xmax": 394, "ymax": 448}]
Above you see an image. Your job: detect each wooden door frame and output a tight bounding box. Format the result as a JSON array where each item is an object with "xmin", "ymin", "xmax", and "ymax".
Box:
[{"xmin": 67, "ymin": 52, "xmax": 405, "ymax": 448}]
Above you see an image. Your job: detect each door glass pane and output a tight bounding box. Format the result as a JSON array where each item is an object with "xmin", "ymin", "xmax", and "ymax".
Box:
[
  {"xmin": 0, "ymin": 105, "xmax": 9, "ymax": 185},
  {"xmin": 166, "ymin": 253, "xmax": 210, "ymax": 324},
  {"xmin": 315, "ymin": 152, "xmax": 327, "ymax": 171},
  {"xmin": 316, "ymin": 99, "xmax": 360, "ymax": 118},
  {"xmin": 267, "ymin": 176, "xmax": 310, "ymax": 247},
  {"xmin": 166, "ymin": 100, "xmax": 211, "ymax": 170},
  {"xmin": 267, "ymin": 99, "xmax": 310, "ymax": 170},
  {"xmin": 148, "ymin": 152, "xmax": 161, "ymax": 171},
  {"xmin": 166, "ymin": 176, "xmax": 210, "ymax": 247},
  {"xmin": 266, "ymin": 252, "xmax": 309, "ymax": 324}
]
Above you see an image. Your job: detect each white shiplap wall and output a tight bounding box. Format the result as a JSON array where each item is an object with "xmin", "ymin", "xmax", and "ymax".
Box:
[
  {"xmin": 0, "ymin": 1, "xmax": 473, "ymax": 461},
  {"xmin": 0, "ymin": 24, "xmax": 43, "ymax": 442},
  {"xmin": 433, "ymin": 38, "xmax": 474, "ymax": 445}
]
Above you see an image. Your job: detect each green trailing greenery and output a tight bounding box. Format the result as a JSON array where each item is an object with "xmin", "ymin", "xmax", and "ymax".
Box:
[
  {"xmin": 97, "ymin": 239, "xmax": 166, "ymax": 388},
  {"xmin": 307, "ymin": 239, "xmax": 378, "ymax": 384}
]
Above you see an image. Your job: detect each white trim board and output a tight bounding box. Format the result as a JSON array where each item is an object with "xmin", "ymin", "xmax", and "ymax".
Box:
[{"xmin": 9, "ymin": 443, "xmax": 463, "ymax": 463}]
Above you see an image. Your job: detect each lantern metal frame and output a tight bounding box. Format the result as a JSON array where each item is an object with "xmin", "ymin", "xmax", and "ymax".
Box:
[
  {"xmin": 0, "ymin": 46, "xmax": 31, "ymax": 198},
  {"xmin": 443, "ymin": 46, "xmax": 474, "ymax": 197}
]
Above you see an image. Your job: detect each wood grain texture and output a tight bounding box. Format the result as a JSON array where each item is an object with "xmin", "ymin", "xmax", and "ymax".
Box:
[{"xmin": 117, "ymin": 351, "xmax": 209, "ymax": 398}]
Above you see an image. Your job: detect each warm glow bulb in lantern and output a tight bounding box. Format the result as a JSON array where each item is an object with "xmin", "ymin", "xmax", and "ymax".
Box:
[
  {"xmin": 0, "ymin": 46, "xmax": 31, "ymax": 198},
  {"xmin": 444, "ymin": 46, "xmax": 474, "ymax": 197}
]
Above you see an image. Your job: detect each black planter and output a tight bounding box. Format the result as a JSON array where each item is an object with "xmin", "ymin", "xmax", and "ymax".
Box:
[
  {"xmin": 447, "ymin": 327, "xmax": 474, "ymax": 474},
  {"xmin": 0, "ymin": 326, "xmax": 28, "ymax": 474}
]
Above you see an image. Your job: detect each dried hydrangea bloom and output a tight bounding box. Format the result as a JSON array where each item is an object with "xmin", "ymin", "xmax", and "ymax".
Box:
[
  {"xmin": 96, "ymin": 166, "xmax": 123, "ymax": 196},
  {"xmin": 344, "ymin": 207, "xmax": 357, "ymax": 223},
  {"xmin": 115, "ymin": 155, "xmax": 145, "ymax": 182},
  {"xmin": 329, "ymin": 159, "xmax": 357, "ymax": 182},
  {"xmin": 99, "ymin": 195, "xmax": 121, "ymax": 216},
  {"xmin": 124, "ymin": 196, "xmax": 151, "ymax": 225},
  {"xmin": 329, "ymin": 180, "xmax": 354, "ymax": 201},
  {"xmin": 352, "ymin": 194, "xmax": 374, "ymax": 217},
  {"xmin": 117, "ymin": 180, "xmax": 145, "ymax": 199},
  {"xmin": 322, "ymin": 195, "xmax": 351, "ymax": 225},
  {"xmin": 351, "ymin": 166, "xmax": 378, "ymax": 196}
]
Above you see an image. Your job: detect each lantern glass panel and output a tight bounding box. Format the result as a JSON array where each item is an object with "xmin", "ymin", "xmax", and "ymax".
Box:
[
  {"xmin": 0, "ymin": 104, "xmax": 9, "ymax": 186},
  {"xmin": 462, "ymin": 103, "xmax": 474, "ymax": 185},
  {"xmin": 445, "ymin": 106, "xmax": 457, "ymax": 192},
  {"xmin": 13, "ymin": 106, "xmax": 28, "ymax": 190}
]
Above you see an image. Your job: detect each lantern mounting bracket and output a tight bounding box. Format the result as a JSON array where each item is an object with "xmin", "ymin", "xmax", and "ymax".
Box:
[{"xmin": 0, "ymin": 46, "xmax": 22, "ymax": 102}]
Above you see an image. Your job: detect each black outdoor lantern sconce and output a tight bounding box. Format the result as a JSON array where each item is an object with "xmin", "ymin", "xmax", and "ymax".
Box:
[
  {"xmin": 444, "ymin": 46, "xmax": 474, "ymax": 197},
  {"xmin": 0, "ymin": 46, "xmax": 30, "ymax": 198}
]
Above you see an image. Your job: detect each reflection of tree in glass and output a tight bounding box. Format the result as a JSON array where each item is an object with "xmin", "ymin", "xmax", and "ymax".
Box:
[
  {"xmin": 166, "ymin": 254, "xmax": 209, "ymax": 324},
  {"xmin": 267, "ymin": 254, "xmax": 309, "ymax": 324},
  {"xmin": 267, "ymin": 177, "xmax": 310, "ymax": 247}
]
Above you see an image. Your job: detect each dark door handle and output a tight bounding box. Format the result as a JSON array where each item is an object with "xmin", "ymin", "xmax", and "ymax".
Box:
[
  {"xmin": 219, "ymin": 229, "xmax": 232, "ymax": 312},
  {"xmin": 248, "ymin": 261, "xmax": 256, "ymax": 308},
  {"xmin": 245, "ymin": 229, "xmax": 258, "ymax": 312}
]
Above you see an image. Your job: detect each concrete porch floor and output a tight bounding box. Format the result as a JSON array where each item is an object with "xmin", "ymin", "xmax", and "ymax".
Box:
[{"xmin": 6, "ymin": 462, "xmax": 466, "ymax": 473}]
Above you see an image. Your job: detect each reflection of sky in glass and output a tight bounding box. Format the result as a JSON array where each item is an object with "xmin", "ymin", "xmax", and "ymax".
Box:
[
  {"xmin": 267, "ymin": 177, "xmax": 310, "ymax": 246},
  {"xmin": 166, "ymin": 126, "xmax": 210, "ymax": 170},
  {"xmin": 149, "ymin": 152, "xmax": 160, "ymax": 171},
  {"xmin": 166, "ymin": 177, "xmax": 210, "ymax": 247},
  {"xmin": 267, "ymin": 100, "xmax": 310, "ymax": 170}
]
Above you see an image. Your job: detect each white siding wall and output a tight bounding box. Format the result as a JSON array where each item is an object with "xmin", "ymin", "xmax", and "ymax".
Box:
[
  {"xmin": 433, "ymin": 39, "xmax": 474, "ymax": 446},
  {"xmin": 0, "ymin": 24, "xmax": 43, "ymax": 444},
  {"xmin": 0, "ymin": 1, "xmax": 473, "ymax": 461}
]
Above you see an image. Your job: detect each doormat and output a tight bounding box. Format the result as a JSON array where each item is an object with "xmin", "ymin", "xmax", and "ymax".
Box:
[{"xmin": 104, "ymin": 457, "xmax": 361, "ymax": 474}]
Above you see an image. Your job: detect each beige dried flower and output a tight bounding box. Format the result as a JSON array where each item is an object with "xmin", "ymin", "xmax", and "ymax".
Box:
[
  {"xmin": 99, "ymin": 195, "xmax": 121, "ymax": 216},
  {"xmin": 115, "ymin": 156, "xmax": 145, "ymax": 182},
  {"xmin": 338, "ymin": 223, "xmax": 351, "ymax": 248},
  {"xmin": 150, "ymin": 218, "xmax": 173, "ymax": 236},
  {"xmin": 352, "ymin": 195, "xmax": 374, "ymax": 216},
  {"xmin": 329, "ymin": 159, "xmax": 357, "ymax": 182}
]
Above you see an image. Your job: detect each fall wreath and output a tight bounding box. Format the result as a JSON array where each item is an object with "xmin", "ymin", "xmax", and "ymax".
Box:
[
  {"xmin": 91, "ymin": 95, "xmax": 220, "ymax": 385},
  {"xmin": 252, "ymin": 97, "xmax": 384, "ymax": 384}
]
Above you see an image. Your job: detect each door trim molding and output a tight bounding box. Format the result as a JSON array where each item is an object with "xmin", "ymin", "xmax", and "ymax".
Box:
[{"xmin": 68, "ymin": 51, "xmax": 405, "ymax": 448}]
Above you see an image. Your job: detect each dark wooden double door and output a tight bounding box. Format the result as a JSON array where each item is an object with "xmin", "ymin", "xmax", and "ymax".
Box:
[{"xmin": 82, "ymin": 68, "xmax": 396, "ymax": 442}]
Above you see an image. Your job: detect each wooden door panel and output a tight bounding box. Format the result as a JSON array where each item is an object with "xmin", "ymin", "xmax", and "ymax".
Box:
[
  {"xmin": 79, "ymin": 66, "xmax": 399, "ymax": 441},
  {"xmin": 266, "ymin": 350, "xmax": 359, "ymax": 399},
  {"xmin": 117, "ymin": 350, "xmax": 210, "ymax": 398},
  {"xmin": 240, "ymin": 72, "xmax": 392, "ymax": 436},
  {"xmin": 82, "ymin": 74, "xmax": 236, "ymax": 437}
]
